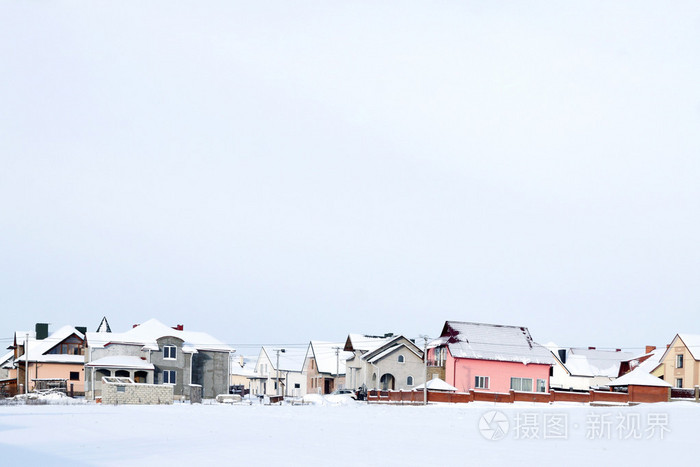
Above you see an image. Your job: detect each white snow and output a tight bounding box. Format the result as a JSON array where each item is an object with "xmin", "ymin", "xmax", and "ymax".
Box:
[
  {"xmin": 0, "ymin": 400, "xmax": 696, "ymax": 465},
  {"xmin": 413, "ymin": 377, "xmax": 458, "ymax": 392}
]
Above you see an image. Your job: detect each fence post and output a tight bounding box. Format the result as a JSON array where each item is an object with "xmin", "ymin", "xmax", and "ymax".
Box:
[{"xmin": 695, "ymin": 385, "xmax": 699, "ymax": 402}]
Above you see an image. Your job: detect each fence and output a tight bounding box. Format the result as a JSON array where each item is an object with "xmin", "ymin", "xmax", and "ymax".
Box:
[{"xmin": 367, "ymin": 386, "xmax": 674, "ymax": 405}]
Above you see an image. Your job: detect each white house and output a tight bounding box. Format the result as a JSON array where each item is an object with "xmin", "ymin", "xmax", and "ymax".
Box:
[
  {"xmin": 250, "ymin": 346, "xmax": 307, "ymax": 397},
  {"xmin": 547, "ymin": 345, "xmax": 635, "ymax": 391}
]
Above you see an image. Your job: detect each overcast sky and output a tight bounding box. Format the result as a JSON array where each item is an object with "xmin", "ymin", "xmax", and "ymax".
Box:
[{"xmin": 1, "ymin": 1, "xmax": 699, "ymax": 354}]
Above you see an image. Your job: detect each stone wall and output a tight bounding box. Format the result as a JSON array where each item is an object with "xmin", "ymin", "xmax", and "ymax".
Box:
[{"xmin": 102, "ymin": 382, "xmax": 173, "ymax": 405}]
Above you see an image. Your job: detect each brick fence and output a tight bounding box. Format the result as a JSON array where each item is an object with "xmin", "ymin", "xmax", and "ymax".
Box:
[{"xmin": 367, "ymin": 385, "xmax": 677, "ymax": 405}]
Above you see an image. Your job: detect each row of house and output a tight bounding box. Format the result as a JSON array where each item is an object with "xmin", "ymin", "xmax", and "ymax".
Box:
[{"xmin": 2, "ymin": 317, "xmax": 699, "ymax": 401}]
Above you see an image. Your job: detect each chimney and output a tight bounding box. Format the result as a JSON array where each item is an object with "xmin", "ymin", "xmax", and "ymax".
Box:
[
  {"xmin": 646, "ymin": 345, "xmax": 656, "ymax": 354},
  {"xmin": 35, "ymin": 323, "xmax": 49, "ymax": 340},
  {"xmin": 173, "ymin": 325, "xmax": 184, "ymax": 331}
]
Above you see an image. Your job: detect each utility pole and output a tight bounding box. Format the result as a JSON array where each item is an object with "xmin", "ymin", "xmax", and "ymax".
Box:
[
  {"xmin": 419, "ymin": 335, "xmax": 429, "ymax": 405},
  {"xmin": 333, "ymin": 346, "xmax": 341, "ymax": 389},
  {"xmin": 25, "ymin": 333, "xmax": 29, "ymax": 395},
  {"xmin": 274, "ymin": 349, "xmax": 285, "ymax": 396}
]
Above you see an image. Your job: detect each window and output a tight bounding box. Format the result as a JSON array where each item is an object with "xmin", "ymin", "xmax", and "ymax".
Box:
[
  {"xmin": 407, "ymin": 376, "xmax": 414, "ymax": 386},
  {"xmin": 163, "ymin": 345, "xmax": 176, "ymax": 360},
  {"xmin": 537, "ymin": 379, "xmax": 546, "ymax": 392},
  {"xmin": 69, "ymin": 372, "xmax": 80, "ymax": 381},
  {"xmin": 676, "ymin": 354, "xmax": 684, "ymax": 368},
  {"xmin": 474, "ymin": 376, "xmax": 489, "ymax": 389},
  {"xmin": 294, "ymin": 383, "xmax": 300, "ymax": 389},
  {"xmin": 398, "ymin": 355, "xmax": 405, "ymax": 363},
  {"xmin": 510, "ymin": 377, "xmax": 533, "ymax": 392},
  {"xmin": 116, "ymin": 385, "xmax": 125, "ymax": 393},
  {"xmin": 163, "ymin": 370, "xmax": 176, "ymax": 384},
  {"xmin": 676, "ymin": 378, "xmax": 683, "ymax": 388}
]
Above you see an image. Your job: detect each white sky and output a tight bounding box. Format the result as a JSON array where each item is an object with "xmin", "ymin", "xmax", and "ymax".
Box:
[{"xmin": 1, "ymin": 1, "xmax": 699, "ymax": 352}]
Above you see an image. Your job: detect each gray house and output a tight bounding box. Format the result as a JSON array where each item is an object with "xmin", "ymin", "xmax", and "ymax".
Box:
[
  {"xmin": 345, "ymin": 334, "xmax": 425, "ymax": 391},
  {"xmin": 84, "ymin": 318, "xmax": 233, "ymax": 400}
]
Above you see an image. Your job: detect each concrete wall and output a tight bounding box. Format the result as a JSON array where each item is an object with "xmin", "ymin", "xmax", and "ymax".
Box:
[
  {"xmin": 192, "ymin": 350, "xmax": 229, "ymax": 399},
  {"xmin": 372, "ymin": 346, "xmax": 424, "ymax": 391},
  {"xmin": 102, "ymin": 382, "xmax": 173, "ymax": 405}
]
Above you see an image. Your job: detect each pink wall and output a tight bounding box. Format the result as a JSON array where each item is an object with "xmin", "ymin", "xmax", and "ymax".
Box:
[{"xmin": 445, "ymin": 349, "xmax": 550, "ymax": 393}]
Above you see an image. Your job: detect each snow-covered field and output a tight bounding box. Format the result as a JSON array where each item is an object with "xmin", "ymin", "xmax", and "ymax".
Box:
[{"xmin": 1, "ymin": 397, "xmax": 696, "ymax": 466}]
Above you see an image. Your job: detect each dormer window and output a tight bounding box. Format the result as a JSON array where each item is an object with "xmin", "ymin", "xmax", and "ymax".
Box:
[{"xmin": 164, "ymin": 345, "xmax": 177, "ymax": 360}]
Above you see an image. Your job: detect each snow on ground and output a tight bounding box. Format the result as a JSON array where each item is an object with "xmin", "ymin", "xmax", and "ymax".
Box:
[{"xmin": 0, "ymin": 398, "xmax": 697, "ymax": 466}]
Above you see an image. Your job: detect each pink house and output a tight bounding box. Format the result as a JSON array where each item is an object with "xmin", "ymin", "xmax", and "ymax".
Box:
[{"xmin": 427, "ymin": 321, "xmax": 554, "ymax": 393}]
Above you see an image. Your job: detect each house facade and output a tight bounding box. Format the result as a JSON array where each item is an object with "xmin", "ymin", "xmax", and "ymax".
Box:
[
  {"xmin": 344, "ymin": 334, "xmax": 424, "ymax": 391},
  {"xmin": 250, "ymin": 347, "xmax": 307, "ymax": 397},
  {"xmin": 427, "ymin": 321, "xmax": 554, "ymax": 393},
  {"xmin": 10, "ymin": 324, "xmax": 87, "ymax": 395},
  {"xmin": 658, "ymin": 334, "xmax": 700, "ymax": 389},
  {"xmin": 85, "ymin": 318, "xmax": 233, "ymax": 400},
  {"xmin": 303, "ymin": 341, "xmax": 352, "ymax": 394}
]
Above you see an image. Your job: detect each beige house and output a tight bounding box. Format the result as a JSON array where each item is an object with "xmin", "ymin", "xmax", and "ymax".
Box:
[
  {"xmin": 302, "ymin": 341, "xmax": 352, "ymax": 394},
  {"xmin": 658, "ymin": 334, "xmax": 700, "ymax": 389},
  {"xmin": 10, "ymin": 324, "xmax": 87, "ymax": 395}
]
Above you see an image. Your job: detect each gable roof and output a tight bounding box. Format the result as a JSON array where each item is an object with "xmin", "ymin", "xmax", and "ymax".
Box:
[
  {"xmin": 344, "ymin": 334, "xmax": 395, "ymax": 353},
  {"xmin": 435, "ymin": 321, "xmax": 554, "ymax": 365},
  {"xmin": 362, "ymin": 335, "xmax": 423, "ymax": 364},
  {"xmin": 677, "ymin": 334, "xmax": 700, "ymax": 360},
  {"xmin": 551, "ymin": 347, "xmax": 635, "ymax": 378},
  {"xmin": 85, "ymin": 318, "xmax": 233, "ymax": 353},
  {"xmin": 657, "ymin": 333, "xmax": 700, "ymax": 364},
  {"xmin": 1, "ymin": 350, "xmax": 14, "ymax": 369},
  {"xmin": 13, "ymin": 326, "xmax": 85, "ymax": 364},
  {"xmin": 305, "ymin": 341, "xmax": 353, "ymax": 375},
  {"xmin": 96, "ymin": 316, "xmax": 112, "ymax": 333}
]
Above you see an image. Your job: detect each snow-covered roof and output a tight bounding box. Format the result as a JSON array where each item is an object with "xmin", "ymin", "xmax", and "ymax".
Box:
[
  {"xmin": 363, "ymin": 337, "xmax": 423, "ymax": 364},
  {"xmin": 230, "ymin": 356, "xmax": 258, "ymax": 377},
  {"xmin": 306, "ymin": 341, "xmax": 353, "ymax": 375},
  {"xmin": 344, "ymin": 334, "xmax": 394, "ymax": 353},
  {"xmin": 558, "ymin": 348, "xmax": 635, "ymax": 378},
  {"xmin": 414, "ymin": 377, "xmax": 458, "ymax": 392},
  {"xmin": 13, "ymin": 326, "xmax": 86, "ymax": 364},
  {"xmin": 608, "ymin": 370, "xmax": 671, "ymax": 387},
  {"xmin": 85, "ymin": 319, "xmax": 233, "ymax": 354},
  {"xmin": 437, "ymin": 321, "xmax": 554, "ymax": 365},
  {"xmin": 1, "ymin": 350, "xmax": 14, "ymax": 368},
  {"xmin": 86, "ymin": 356, "xmax": 155, "ymax": 370},
  {"xmin": 261, "ymin": 346, "xmax": 307, "ymax": 372},
  {"xmin": 677, "ymin": 334, "xmax": 700, "ymax": 361}
]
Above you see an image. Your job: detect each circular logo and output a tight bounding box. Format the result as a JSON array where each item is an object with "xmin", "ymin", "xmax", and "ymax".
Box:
[{"xmin": 479, "ymin": 410, "xmax": 510, "ymax": 441}]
